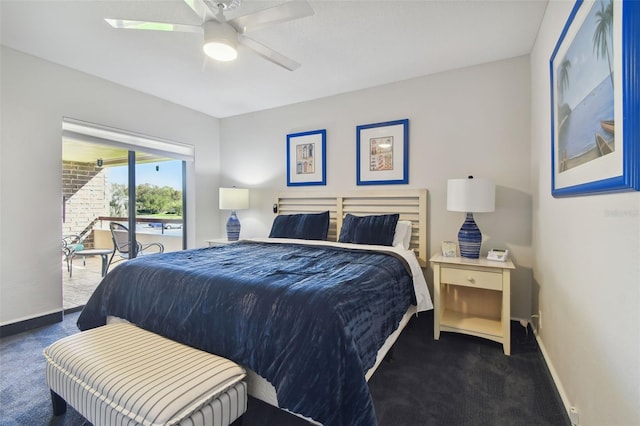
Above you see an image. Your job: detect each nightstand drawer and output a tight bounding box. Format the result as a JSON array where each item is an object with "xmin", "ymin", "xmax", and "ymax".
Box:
[{"xmin": 441, "ymin": 267, "xmax": 502, "ymax": 290}]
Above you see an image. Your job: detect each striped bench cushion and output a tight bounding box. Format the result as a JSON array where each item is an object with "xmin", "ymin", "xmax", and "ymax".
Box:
[{"xmin": 44, "ymin": 323, "xmax": 246, "ymax": 426}]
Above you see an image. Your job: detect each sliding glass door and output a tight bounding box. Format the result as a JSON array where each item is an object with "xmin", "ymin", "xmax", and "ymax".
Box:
[
  {"xmin": 134, "ymin": 152, "xmax": 186, "ymax": 253},
  {"xmin": 62, "ymin": 137, "xmax": 187, "ymax": 310},
  {"xmin": 106, "ymin": 152, "xmax": 186, "ymax": 255}
]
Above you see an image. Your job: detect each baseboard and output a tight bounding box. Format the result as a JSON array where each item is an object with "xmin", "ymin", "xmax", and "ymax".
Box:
[
  {"xmin": 64, "ymin": 305, "xmax": 84, "ymax": 315},
  {"xmin": 533, "ymin": 326, "xmax": 573, "ymax": 422},
  {"xmin": 0, "ymin": 311, "xmax": 63, "ymax": 338}
]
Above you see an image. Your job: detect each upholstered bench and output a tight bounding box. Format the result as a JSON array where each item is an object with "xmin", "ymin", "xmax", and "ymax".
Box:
[{"xmin": 44, "ymin": 322, "xmax": 247, "ymax": 426}]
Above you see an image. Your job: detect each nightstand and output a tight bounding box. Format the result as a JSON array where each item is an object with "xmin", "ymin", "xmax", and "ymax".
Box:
[
  {"xmin": 205, "ymin": 238, "xmax": 237, "ymax": 247},
  {"xmin": 430, "ymin": 254, "xmax": 515, "ymax": 355}
]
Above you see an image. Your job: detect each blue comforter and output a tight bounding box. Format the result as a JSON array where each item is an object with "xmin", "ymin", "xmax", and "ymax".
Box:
[{"xmin": 78, "ymin": 241, "xmax": 416, "ymax": 426}]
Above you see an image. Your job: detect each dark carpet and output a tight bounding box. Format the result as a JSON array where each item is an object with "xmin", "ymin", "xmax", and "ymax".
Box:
[{"xmin": 0, "ymin": 310, "xmax": 569, "ymax": 426}]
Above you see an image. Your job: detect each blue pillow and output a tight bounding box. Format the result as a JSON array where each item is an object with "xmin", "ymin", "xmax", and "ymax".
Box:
[
  {"xmin": 269, "ymin": 211, "xmax": 330, "ymax": 240},
  {"xmin": 338, "ymin": 213, "xmax": 400, "ymax": 246}
]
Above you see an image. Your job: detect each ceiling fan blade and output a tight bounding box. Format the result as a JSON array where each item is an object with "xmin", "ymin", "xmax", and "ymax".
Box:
[
  {"xmin": 230, "ymin": 1, "xmax": 314, "ymax": 34},
  {"xmin": 105, "ymin": 19, "xmax": 202, "ymax": 34},
  {"xmin": 183, "ymin": 0, "xmax": 210, "ymax": 22},
  {"xmin": 238, "ymin": 35, "xmax": 301, "ymax": 71}
]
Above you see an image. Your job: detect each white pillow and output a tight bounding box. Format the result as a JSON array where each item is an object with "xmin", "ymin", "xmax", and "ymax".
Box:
[{"xmin": 392, "ymin": 221, "xmax": 412, "ymax": 249}]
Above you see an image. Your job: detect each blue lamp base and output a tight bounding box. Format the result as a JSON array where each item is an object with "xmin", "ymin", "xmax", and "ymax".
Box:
[
  {"xmin": 226, "ymin": 211, "xmax": 241, "ymax": 241},
  {"xmin": 458, "ymin": 212, "xmax": 482, "ymax": 259}
]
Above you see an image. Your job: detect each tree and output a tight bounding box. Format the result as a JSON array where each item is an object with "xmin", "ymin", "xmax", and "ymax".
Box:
[
  {"xmin": 136, "ymin": 183, "xmax": 166, "ymax": 214},
  {"xmin": 557, "ymin": 59, "xmax": 572, "ymax": 125},
  {"xmin": 109, "ymin": 183, "xmax": 182, "ymax": 217},
  {"xmin": 593, "ymin": 0, "xmax": 614, "ymax": 88},
  {"xmin": 135, "ymin": 183, "xmax": 182, "ymax": 215},
  {"xmin": 109, "ymin": 183, "xmax": 128, "ymax": 216},
  {"xmin": 558, "ymin": 59, "xmax": 572, "ymax": 101}
]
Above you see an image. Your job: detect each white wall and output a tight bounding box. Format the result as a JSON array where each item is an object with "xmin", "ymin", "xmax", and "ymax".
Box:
[
  {"xmin": 220, "ymin": 56, "xmax": 534, "ymax": 319},
  {"xmin": 0, "ymin": 47, "xmax": 222, "ymax": 325},
  {"xmin": 530, "ymin": 3, "xmax": 640, "ymax": 425}
]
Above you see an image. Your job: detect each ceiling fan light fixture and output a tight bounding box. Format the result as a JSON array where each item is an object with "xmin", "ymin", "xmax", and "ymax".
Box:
[
  {"xmin": 203, "ymin": 41, "xmax": 237, "ymax": 61},
  {"xmin": 203, "ymin": 21, "xmax": 238, "ymax": 61}
]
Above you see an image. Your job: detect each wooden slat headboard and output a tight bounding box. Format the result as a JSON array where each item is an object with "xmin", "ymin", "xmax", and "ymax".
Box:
[{"xmin": 277, "ymin": 189, "xmax": 428, "ymax": 267}]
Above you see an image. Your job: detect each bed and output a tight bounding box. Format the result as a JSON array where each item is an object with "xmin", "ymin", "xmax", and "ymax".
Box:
[{"xmin": 77, "ymin": 189, "xmax": 432, "ymax": 426}]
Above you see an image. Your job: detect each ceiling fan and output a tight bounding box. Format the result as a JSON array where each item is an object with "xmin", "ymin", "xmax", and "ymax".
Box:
[{"xmin": 105, "ymin": 0, "xmax": 314, "ymax": 71}]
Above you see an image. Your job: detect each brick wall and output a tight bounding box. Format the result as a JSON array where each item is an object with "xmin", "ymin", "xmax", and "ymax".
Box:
[{"xmin": 62, "ymin": 161, "xmax": 111, "ymax": 248}]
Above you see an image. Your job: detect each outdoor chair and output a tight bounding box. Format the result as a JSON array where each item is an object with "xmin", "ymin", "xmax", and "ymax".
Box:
[
  {"xmin": 62, "ymin": 234, "xmax": 85, "ymax": 277},
  {"xmin": 106, "ymin": 222, "xmax": 164, "ymax": 274}
]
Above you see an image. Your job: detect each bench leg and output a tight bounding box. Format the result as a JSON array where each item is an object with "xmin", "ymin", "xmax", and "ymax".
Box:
[{"xmin": 50, "ymin": 390, "xmax": 67, "ymax": 416}]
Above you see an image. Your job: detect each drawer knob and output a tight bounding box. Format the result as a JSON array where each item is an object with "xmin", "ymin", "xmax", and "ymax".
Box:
[{"xmin": 467, "ymin": 276, "xmax": 475, "ymax": 282}]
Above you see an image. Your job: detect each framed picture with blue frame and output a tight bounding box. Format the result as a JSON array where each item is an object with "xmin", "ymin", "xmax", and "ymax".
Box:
[
  {"xmin": 356, "ymin": 119, "xmax": 409, "ymax": 185},
  {"xmin": 550, "ymin": 0, "xmax": 639, "ymax": 197},
  {"xmin": 286, "ymin": 129, "xmax": 326, "ymax": 186}
]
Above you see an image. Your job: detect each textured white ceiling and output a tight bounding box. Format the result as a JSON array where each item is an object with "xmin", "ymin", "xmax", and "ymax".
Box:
[{"xmin": 1, "ymin": 0, "xmax": 548, "ymax": 118}]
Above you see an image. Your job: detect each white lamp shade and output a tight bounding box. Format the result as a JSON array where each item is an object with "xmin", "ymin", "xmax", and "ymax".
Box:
[
  {"xmin": 203, "ymin": 21, "xmax": 237, "ymax": 61},
  {"xmin": 219, "ymin": 187, "xmax": 249, "ymax": 210},
  {"xmin": 447, "ymin": 177, "xmax": 495, "ymax": 213}
]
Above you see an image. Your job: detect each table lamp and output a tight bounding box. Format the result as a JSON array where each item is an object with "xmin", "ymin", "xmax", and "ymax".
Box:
[
  {"xmin": 447, "ymin": 176, "xmax": 495, "ymax": 258},
  {"xmin": 219, "ymin": 187, "xmax": 249, "ymax": 241}
]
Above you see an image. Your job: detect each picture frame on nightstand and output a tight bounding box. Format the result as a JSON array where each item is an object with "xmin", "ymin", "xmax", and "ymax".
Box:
[{"xmin": 441, "ymin": 241, "xmax": 457, "ymax": 257}]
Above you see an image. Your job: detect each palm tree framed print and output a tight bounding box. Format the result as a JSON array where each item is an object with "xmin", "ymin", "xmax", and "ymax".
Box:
[{"xmin": 550, "ymin": 0, "xmax": 639, "ymax": 197}]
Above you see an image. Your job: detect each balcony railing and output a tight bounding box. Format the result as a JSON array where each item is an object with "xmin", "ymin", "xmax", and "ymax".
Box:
[
  {"xmin": 93, "ymin": 216, "xmax": 184, "ymax": 253},
  {"xmin": 97, "ymin": 216, "xmax": 183, "ymax": 234}
]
